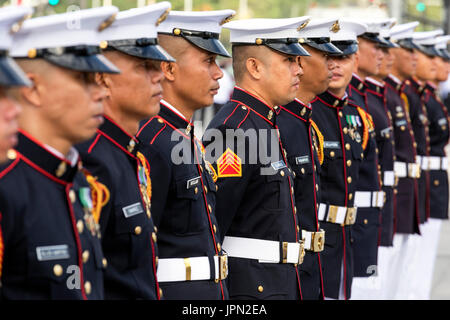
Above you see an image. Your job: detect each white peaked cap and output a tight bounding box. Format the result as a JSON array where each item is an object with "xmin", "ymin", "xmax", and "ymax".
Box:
[
  {"xmin": 99, "ymin": 1, "xmax": 171, "ymax": 41},
  {"xmin": 10, "ymin": 6, "xmax": 119, "ymax": 57}
]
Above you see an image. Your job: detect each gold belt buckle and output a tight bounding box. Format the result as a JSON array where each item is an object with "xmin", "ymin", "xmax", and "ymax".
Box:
[
  {"xmin": 298, "ymin": 240, "xmax": 305, "ymax": 265},
  {"xmin": 282, "ymin": 242, "xmax": 288, "ymax": 264},
  {"xmin": 327, "ymin": 205, "xmax": 338, "ymax": 223},
  {"xmin": 345, "ymin": 207, "xmax": 357, "ymax": 225},
  {"xmin": 218, "ymin": 253, "xmax": 228, "ymax": 281},
  {"xmin": 312, "ymin": 230, "xmax": 325, "ymax": 252}
]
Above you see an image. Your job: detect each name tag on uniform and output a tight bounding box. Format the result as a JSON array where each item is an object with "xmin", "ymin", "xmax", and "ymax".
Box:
[
  {"xmin": 271, "ymin": 160, "xmax": 287, "ymax": 171},
  {"xmin": 395, "ymin": 119, "xmax": 407, "ymax": 127},
  {"xmin": 187, "ymin": 176, "xmax": 201, "ymax": 189},
  {"xmin": 324, "ymin": 141, "xmax": 341, "ymax": 149},
  {"xmin": 295, "ymin": 156, "xmax": 310, "ymax": 165},
  {"xmin": 122, "ymin": 202, "xmax": 144, "ymax": 218},
  {"xmin": 36, "ymin": 245, "xmax": 70, "ymax": 261},
  {"xmin": 438, "ymin": 118, "xmax": 447, "ymax": 126}
]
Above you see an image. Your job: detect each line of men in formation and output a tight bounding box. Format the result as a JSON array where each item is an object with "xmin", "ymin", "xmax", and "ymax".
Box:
[{"xmin": 0, "ymin": 1, "xmax": 448, "ymax": 300}]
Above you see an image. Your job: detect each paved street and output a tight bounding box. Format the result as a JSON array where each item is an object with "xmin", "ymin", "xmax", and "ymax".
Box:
[{"xmin": 431, "ymin": 219, "xmax": 450, "ymax": 299}]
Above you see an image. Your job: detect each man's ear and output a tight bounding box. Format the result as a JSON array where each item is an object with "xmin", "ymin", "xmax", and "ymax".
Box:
[
  {"xmin": 19, "ymin": 73, "xmax": 42, "ymax": 108},
  {"xmin": 161, "ymin": 61, "xmax": 177, "ymax": 82},
  {"xmin": 246, "ymin": 57, "xmax": 263, "ymax": 80},
  {"xmin": 95, "ymin": 72, "xmax": 111, "ymax": 97}
]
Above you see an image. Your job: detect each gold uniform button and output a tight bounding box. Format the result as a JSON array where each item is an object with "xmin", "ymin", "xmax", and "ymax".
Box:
[
  {"xmin": 434, "ymin": 180, "xmax": 440, "ymax": 186},
  {"xmin": 157, "ymin": 118, "xmax": 164, "ymax": 124},
  {"xmin": 77, "ymin": 220, "xmax": 84, "ymax": 234},
  {"xmin": 159, "ymin": 288, "xmax": 163, "ymax": 298},
  {"xmin": 208, "ymin": 204, "xmax": 212, "ymax": 213},
  {"xmin": 213, "ymin": 224, "xmax": 217, "ymax": 233},
  {"xmin": 216, "ymin": 185, "xmax": 219, "ymax": 192},
  {"xmin": 316, "ymin": 184, "xmax": 319, "ymax": 191},
  {"xmin": 84, "ymin": 281, "xmax": 92, "ymax": 295},
  {"xmin": 413, "ymin": 142, "xmax": 417, "ymax": 148},
  {"xmin": 204, "ymin": 186, "xmax": 208, "ymax": 194},
  {"xmin": 102, "ymin": 258, "xmax": 108, "ymax": 268},
  {"xmin": 152, "ymin": 232, "xmax": 157, "ymax": 243},
  {"xmin": 442, "ymin": 125, "xmax": 447, "ymax": 131},
  {"xmin": 155, "ymin": 256, "xmax": 159, "ymax": 266},
  {"xmin": 134, "ymin": 226, "xmax": 142, "ymax": 235},
  {"xmin": 242, "ymin": 106, "xmax": 247, "ymax": 110},
  {"xmin": 53, "ymin": 264, "xmax": 63, "ymax": 277},
  {"xmin": 200, "ymin": 166, "xmax": 203, "ymax": 172},
  {"xmin": 291, "ymin": 187, "xmax": 294, "ymax": 194},
  {"xmin": 343, "ymin": 127, "xmax": 348, "ymax": 134},
  {"xmin": 301, "ymin": 168, "xmax": 305, "ymax": 174},
  {"xmin": 349, "ymin": 193, "xmax": 353, "ymax": 200},
  {"xmin": 339, "ymin": 111, "xmax": 343, "ymax": 118},
  {"xmin": 280, "ymin": 170, "xmax": 285, "ymax": 177},
  {"xmin": 294, "ymin": 207, "xmax": 298, "ymax": 214},
  {"xmin": 347, "ymin": 160, "xmax": 352, "ymax": 167},
  {"xmin": 194, "ymin": 187, "xmax": 199, "ymax": 194},
  {"xmin": 297, "ymin": 226, "xmax": 300, "ymax": 232},
  {"xmin": 347, "ymin": 176, "xmax": 352, "ymax": 184},
  {"xmin": 69, "ymin": 190, "xmax": 76, "ymax": 204},
  {"xmin": 345, "ymin": 143, "xmax": 351, "ymax": 151},
  {"xmin": 154, "ymin": 225, "xmax": 158, "ymax": 233},
  {"xmin": 258, "ymin": 285, "xmax": 264, "ymax": 293},
  {"xmin": 401, "ymin": 126, "xmax": 406, "ymax": 131},
  {"xmin": 394, "ymin": 189, "xmax": 398, "ymax": 194},
  {"xmin": 7, "ymin": 149, "xmax": 17, "ymax": 160},
  {"xmin": 330, "ymin": 151, "xmax": 335, "ymax": 158},
  {"xmin": 364, "ymin": 219, "xmax": 368, "ymax": 225},
  {"xmin": 82, "ymin": 250, "xmax": 90, "ymax": 263},
  {"xmin": 217, "ymin": 243, "xmax": 221, "ymax": 252}
]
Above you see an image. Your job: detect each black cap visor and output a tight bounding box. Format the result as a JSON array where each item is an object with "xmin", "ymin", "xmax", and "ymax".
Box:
[
  {"xmin": 184, "ymin": 35, "xmax": 231, "ymax": 58},
  {"xmin": 0, "ymin": 54, "xmax": 31, "ymax": 87},
  {"xmin": 266, "ymin": 42, "xmax": 310, "ymax": 56},
  {"xmin": 360, "ymin": 33, "xmax": 391, "ymax": 47},
  {"xmin": 396, "ymin": 38, "xmax": 421, "ymax": 51},
  {"xmin": 107, "ymin": 39, "xmax": 175, "ymax": 62},
  {"xmin": 438, "ymin": 49, "xmax": 450, "ymax": 60},
  {"xmin": 331, "ymin": 41, "xmax": 359, "ymax": 56},
  {"xmin": 45, "ymin": 53, "xmax": 120, "ymax": 74},
  {"xmin": 305, "ymin": 40, "xmax": 342, "ymax": 54},
  {"xmin": 379, "ymin": 37, "xmax": 398, "ymax": 49}
]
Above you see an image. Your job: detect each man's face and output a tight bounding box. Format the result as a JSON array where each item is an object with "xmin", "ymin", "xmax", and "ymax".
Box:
[
  {"xmin": 377, "ymin": 47, "xmax": 395, "ymax": 78},
  {"xmin": 415, "ymin": 51, "xmax": 437, "ymax": 81},
  {"xmin": 435, "ymin": 57, "xmax": 449, "ymax": 82},
  {"xmin": 298, "ymin": 46, "xmax": 335, "ymax": 96},
  {"xmin": 0, "ymin": 87, "xmax": 21, "ymax": 162},
  {"xmin": 104, "ymin": 52, "xmax": 164, "ymax": 119},
  {"xmin": 260, "ymin": 49, "xmax": 301, "ymax": 106},
  {"xmin": 357, "ymin": 38, "xmax": 383, "ymax": 76},
  {"xmin": 329, "ymin": 54, "xmax": 357, "ymax": 91},
  {"xmin": 392, "ymin": 47, "xmax": 418, "ymax": 78},
  {"xmin": 41, "ymin": 66, "xmax": 107, "ymax": 145},
  {"xmin": 171, "ymin": 44, "xmax": 223, "ymax": 109}
]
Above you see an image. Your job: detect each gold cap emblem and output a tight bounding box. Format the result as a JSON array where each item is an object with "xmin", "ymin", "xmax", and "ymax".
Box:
[
  {"xmin": 330, "ymin": 21, "xmax": 340, "ymax": 33},
  {"xmin": 173, "ymin": 28, "xmax": 181, "ymax": 36},
  {"xmin": 298, "ymin": 38, "xmax": 306, "ymax": 44},
  {"xmin": 255, "ymin": 38, "xmax": 263, "ymax": 45},
  {"xmin": 98, "ymin": 13, "xmax": 117, "ymax": 32},
  {"xmin": 297, "ymin": 19, "xmax": 310, "ymax": 32},
  {"xmin": 10, "ymin": 13, "xmax": 32, "ymax": 34},
  {"xmin": 156, "ymin": 8, "xmax": 171, "ymax": 26},
  {"xmin": 220, "ymin": 14, "xmax": 235, "ymax": 26}
]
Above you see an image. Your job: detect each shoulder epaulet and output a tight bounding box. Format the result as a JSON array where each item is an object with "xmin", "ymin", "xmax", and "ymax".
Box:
[
  {"xmin": 137, "ymin": 116, "xmax": 168, "ymax": 144},
  {"xmin": 0, "ymin": 150, "xmax": 20, "ymax": 180},
  {"xmin": 223, "ymin": 103, "xmax": 251, "ymax": 129},
  {"xmin": 310, "ymin": 120, "xmax": 324, "ymax": 165},
  {"xmin": 81, "ymin": 169, "xmax": 110, "ymax": 224},
  {"xmin": 356, "ymin": 106, "xmax": 370, "ymax": 150}
]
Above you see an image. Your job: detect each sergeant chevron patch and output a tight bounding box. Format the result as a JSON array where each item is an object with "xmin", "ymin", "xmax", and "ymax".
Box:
[{"xmin": 217, "ymin": 148, "xmax": 242, "ymax": 178}]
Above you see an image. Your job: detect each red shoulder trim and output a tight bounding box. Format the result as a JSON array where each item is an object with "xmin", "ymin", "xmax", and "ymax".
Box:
[
  {"xmin": 87, "ymin": 133, "xmax": 101, "ymax": 154},
  {"xmin": 0, "ymin": 157, "xmax": 20, "ymax": 180}
]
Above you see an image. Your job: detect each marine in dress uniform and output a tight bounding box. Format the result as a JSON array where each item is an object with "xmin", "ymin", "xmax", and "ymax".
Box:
[
  {"xmin": 277, "ymin": 19, "xmax": 343, "ymax": 300},
  {"xmin": 346, "ymin": 20, "xmax": 389, "ymax": 279},
  {"xmin": 203, "ymin": 17, "xmax": 310, "ymax": 300},
  {"xmin": 136, "ymin": 9, "xmax": 235, "ymax": 300},
  {"xmin": 0, "ymin": 6, "xmax": 32, "ymax": 163},
  {"xmin": 76, "ymin": 3, "xmax": 174, "ymax": 300},
  {"xmin": 0, "ymin": 6, "xmax": 120, "ymax": 299},
  {"xmin": 310, "ymin": 20, "xmax": 368, "ymax": 300},
  {"xmin": 388, "ymin": 22, "xmax": 422, "ymax": 236}
]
